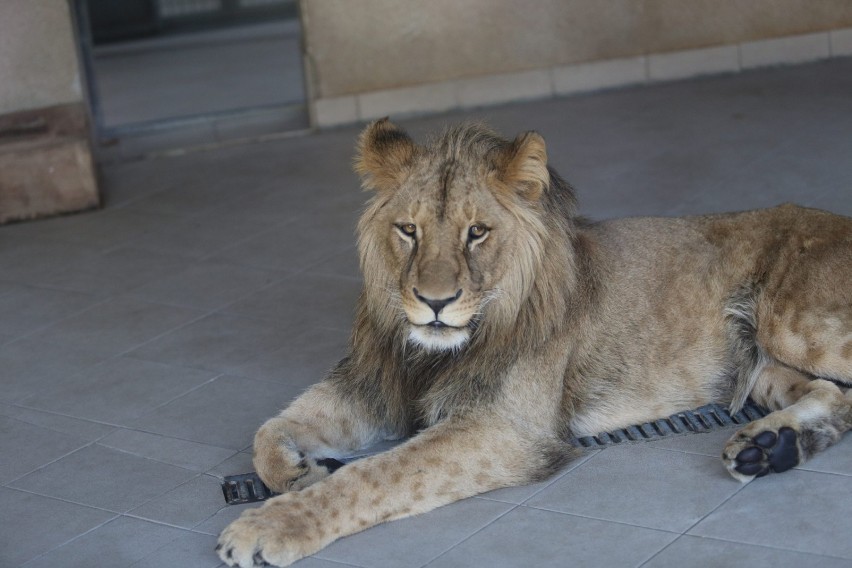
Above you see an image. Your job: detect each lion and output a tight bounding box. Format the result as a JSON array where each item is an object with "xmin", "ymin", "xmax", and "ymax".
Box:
[{"xmin": 218, "ymin": 119, "xmax": 852, "ymax": 567}]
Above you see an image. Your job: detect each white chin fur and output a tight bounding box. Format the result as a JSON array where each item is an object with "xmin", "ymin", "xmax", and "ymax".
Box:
[{"xmin": 408, "ymin": 326, "xmax": 470, "ymax": 352}]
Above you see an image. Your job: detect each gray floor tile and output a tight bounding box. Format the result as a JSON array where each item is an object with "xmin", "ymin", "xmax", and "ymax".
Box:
[
  {"xmin": 21, "ymin": 357, "xmax": 216, "ymax": 425},
  {"xmin": 22, "ymin": 516, "xmax": 189, "ymax": 568},
  {"xmin": 206, "ymin": 450, "xmax": 254, "ymax": 479},
  {"xmin": 193, "ymin": 501, "xmax": 258, "ymax": 536},
  {"xmin": 128, "ymin": 261, "xmax": 289, "ymax": 310},
  {"xmin": 0, "ymin": 404, "xmax": 116, "ymax": 441},
  {"xmin": 129, "ymin": 530, "xmax": 221, "ymax": 568},
  {"xmin": 295, "ymin": 559, "xmax": 361, "ymax": 568},
  {"xmin": 0, "ymin": 487, "xmax": 115, "ymax": 567},
  {"xmin": 0, "ymin": 331, "xmax": 15, "ymax": 346},
  {"xmin": 0, "ymin": 415, "xmax": 90, "ymax": 484},
  {"xmin": 131, "ymin": 210, "xmax": 294, "ymax": 260},
  {"xmin": 689, "ymin": 469, "xmax": 852, "ymax": 559},
  {"xmin": 28, "ymin": 297, "xmax": 203, "ymax": 358},
  {"xmin": 127, "ymin": 312, "xmax": 280, "ymax": 372},
  {"xmin": 0, "ymin": 239, "xmax": 98, "ymax": 287},
  {"xmin": 1, "ymin": 207, "xmax": 171, "ymax": 252},
  {"xmin": 427, "ymin": 506, "xmax": 678, "ymax": 568},
  {"xmin": 0, "ymin": 338, "xmax": 106, "ymax": 403},
  {"xmin": 223, "ymin": 272, "xmax": 360, "ymax": 331},
  {"xmin": 797, "ymin": 433, "xmax": 852, "ymax": 476},
  {"xmin": 10, "ymin": 444, "xmax": 196, "ymax": 513},
  {"xmin": 526, "ymin": 444, "xmax": 743, "ymax": 532},
  {"xmin": 130, "ymin": 474, "xmax": 227, "ymax": 529},
  {"xmin": 211, "ymin": 211, "xmax": 357, "ymax": 272},
  {"xmin": 99, "ymin": 429, "xmax": 235, "ymax": 471},
  {"xmin": 316, "ymin": 498, "xmax": 514, "ymax": 568},
  {"xmin": 0, "ymin": 279, "xmax": 21, "ymax": 297},
  {"xmin": 118, "ymin": 170, "xmax": 259, "ymax": 218},
  {"xmin": 0, "ymin": 285, "xmax": 101, "ymax": 336},
  {"xmin": 642, "ymin": 534, "xmax": 852, "ymax": 568},
  {"xmin": 225, "ymin": 326, "xmax": 349, "ymax": 386},
  {"xmin": 37, "ymin": 247, "xmax": 193, "ymax": 297},
  {"xmin": 477, "ymin": 449, "xmax": 599, "ymax": 505},
  {"xmin": 129, "ymin": 375, "xmax": 302, "ymax": 450},
  {"xmin": 305, "ymin": 246, "xmax": 362, "ymax": 282}
]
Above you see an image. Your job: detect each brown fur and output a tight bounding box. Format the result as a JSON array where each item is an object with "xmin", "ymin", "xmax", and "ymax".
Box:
[{"xmin": 218, "ymin": 121, "xmax": 852, "ymax": 567}]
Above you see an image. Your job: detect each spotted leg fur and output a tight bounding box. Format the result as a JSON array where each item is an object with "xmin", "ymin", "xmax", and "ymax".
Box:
[
  {"xmin": 723, "ymin": 363, "xmax": 852, "ymax": 482},
  {"xmin": 218, "ymin": 415, "xmax": 575, "ymax": 567}
]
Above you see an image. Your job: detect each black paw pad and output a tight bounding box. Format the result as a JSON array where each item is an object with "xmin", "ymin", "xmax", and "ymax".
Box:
[
  {"xmin": 735, "ymin": 447, "xmax": 762, "ymax": 464},
  {"xmin": 253, "ymin": 551, "xmax": 271, "ymax": 567},
  {"xmin": 767, "ymin": 427, "xmax": 799, "ymax": 473},
  {"xmin": 753, "ymin": 430, "xmax": 777, "ymax": 448},
  {"xmin": 734, "ymin": 461, "xmax": 767, "ymax": 476},
  {"xmin": 733, "ymin": 427, "xmax": 801, "ymax": 478}
]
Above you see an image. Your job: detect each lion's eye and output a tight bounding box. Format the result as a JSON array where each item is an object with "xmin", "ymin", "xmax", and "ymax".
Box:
[
  {"xmin": 468, "ymin": 224, "xmax": 488, "ymax": 240},
  {"xmin": 398, "ymin": 223, "xmax": 417, "ymax": 237}
]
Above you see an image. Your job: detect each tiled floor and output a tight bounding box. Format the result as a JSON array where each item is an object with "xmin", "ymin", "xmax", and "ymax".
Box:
[{"xmin": 2, "ymin": 58, "xmax": 852, "ymax": 567}]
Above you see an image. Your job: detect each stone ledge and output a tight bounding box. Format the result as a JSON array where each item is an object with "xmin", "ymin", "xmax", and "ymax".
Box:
[{"xmin": 0, "ymin": 103, "xmax": 99, "ymax": 224}]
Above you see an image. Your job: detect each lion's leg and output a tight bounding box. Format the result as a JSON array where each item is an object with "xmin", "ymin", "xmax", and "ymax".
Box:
[
  {"xmin": 253, "ymin": 381, "xmax": 390, "ymax": 493},
  {"xmin": 722, "ymin": 360, "xmax": 852, "ymax": 482},
  {"xmin": 218, "ymin": 415, "xmax": 576, "ymax": 568}
]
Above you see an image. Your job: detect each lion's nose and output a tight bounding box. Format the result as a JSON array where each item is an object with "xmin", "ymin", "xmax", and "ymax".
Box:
[{"xmin": 413, "ymin": 288, "xmax": 462, "ymax": 318}]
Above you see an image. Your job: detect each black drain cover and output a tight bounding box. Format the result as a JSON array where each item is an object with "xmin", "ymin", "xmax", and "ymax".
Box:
[
  {"xmin": 222, "ymin": 472, "xmax": 278, "ymax": 505},
  {"xmin": 570, "ymin": 400, "xmax": 769, "ymax": 448}
]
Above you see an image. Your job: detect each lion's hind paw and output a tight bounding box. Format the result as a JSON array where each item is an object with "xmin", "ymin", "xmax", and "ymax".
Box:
[{"xmin": 723, "ymin": 426, "xmax": 800, "ymax": 481}]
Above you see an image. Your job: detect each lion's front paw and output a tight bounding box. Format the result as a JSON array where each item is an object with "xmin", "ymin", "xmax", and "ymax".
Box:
[
  {"xmin": 216, "ymin": 502, "xmax": 322, "ymax": 568},
  {"xmin": 723, "ymin": 425, "xmax": 800, "ymax": 482}
]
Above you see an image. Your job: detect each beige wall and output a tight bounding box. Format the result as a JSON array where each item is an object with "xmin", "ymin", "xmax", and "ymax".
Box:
[
  {"xmin": 0, "ymin": 0, "xmax": 84, "ymax": 114},
  {"xmin": 300, "ymin": 0, "xmax": 852, "ymax": 99}
]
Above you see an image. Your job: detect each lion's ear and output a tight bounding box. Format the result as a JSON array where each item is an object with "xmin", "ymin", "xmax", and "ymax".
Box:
[
  {"xmin": 496, "ymin": 131, "xmax": 549, "ymax": 201},
  {"xmin": 354, "ymin": 118, "xmax": 417, "ymax": 192}
]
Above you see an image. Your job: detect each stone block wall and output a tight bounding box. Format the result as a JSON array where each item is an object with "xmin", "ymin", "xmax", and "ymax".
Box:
[{"xmin": 0, "ymin": 0, "xmax": 99, "ymax": 224}]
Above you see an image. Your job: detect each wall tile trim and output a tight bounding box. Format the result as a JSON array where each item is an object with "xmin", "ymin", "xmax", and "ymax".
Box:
[{"xmin": 312, "ymin": 27, "xmax": 852, "ymax": 129}]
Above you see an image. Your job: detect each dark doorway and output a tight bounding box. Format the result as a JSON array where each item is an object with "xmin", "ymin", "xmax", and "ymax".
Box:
[{"xmin": 74, "ymin": 0, "xmax": 308, "ymax": 160}]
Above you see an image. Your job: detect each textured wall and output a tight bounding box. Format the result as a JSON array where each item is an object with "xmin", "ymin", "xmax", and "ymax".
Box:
[
  {"xmin": 300, "ymin": 0, "xmax": 852, "ymax": 99},
  {"xmin": 0, "ymin": 0, "xmax": 83, "ymax": 114}
]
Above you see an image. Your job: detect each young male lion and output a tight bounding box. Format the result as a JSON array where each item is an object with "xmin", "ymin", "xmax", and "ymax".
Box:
[{"xmin": 218, "ymin": 120, "xmax": 852, "ymax": 567}]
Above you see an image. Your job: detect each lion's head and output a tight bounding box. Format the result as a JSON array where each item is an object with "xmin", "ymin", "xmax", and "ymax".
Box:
[{"xmin": 353, "ymin": 119, "xmax": 576, "ymax": 354}]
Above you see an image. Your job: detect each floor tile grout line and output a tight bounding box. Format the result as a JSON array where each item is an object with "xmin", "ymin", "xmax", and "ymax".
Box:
[
  {"xmin": 108, "ymin": 372, "xmax": 226, "ymax": 424},
  {"xmin": 100, "ymin": 426, "xmax": 246, "ymax": 456},
  {"xmin": 8, "ymin": 397, "xmax": 250, "ymax": 458},
  {"xmin": 642, "ymin": 532, "xmax": 852, "ymax": 564},
  {"xmin": 640, "ymin": 476, "xmax": 755, "ymax": 566},
  {"xmin": 3, "ymin": 483, "xmax": 122, "ymax": 515},
  {"xmin": 13, "ymin": 294, "xmax": 118, "ymax": 343},
  {"xmin": 87, "ymin": 443, "xmax": 224, "ymax": 475},
  {"xmin": 9, "ymin": 296, "xmax": 211, "ymax": 362},
  {"xmin": 520, "ymin": 501, "xmax": 685, "ymax": 535},
  {"xmin": 9, "ymin": 462, "xmax": 202, "ymax": 520},
  {"xmin": 17, "ymin": 512, "xmax": 122, "ymax": 567},
  {"xmin": 474, "ymin": 448, "xmax": 602, "ymax": 507},
  {"xmin": 4, "ymin": 442, "xmax": 101, "ymax": 488},
  {"xmin": 416, "ymin": 503, "xmax": 523, "ymax": 568},
  {"xmin": 635, "ymin": 533, "xmax": 693, "ymax": 567},
  {"xmin": 12, "ymin": 366, "xmax": 224, "ymax": 430},
  {"xmin": 209, "ymin": 249, "xmax": 363, "ymax": 313},
  {"xmin": 192, "ymin": 211, "xmax": 315, "ymax": 265}
]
